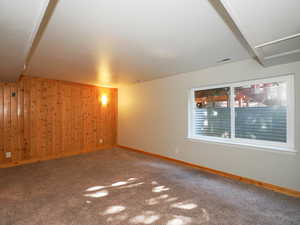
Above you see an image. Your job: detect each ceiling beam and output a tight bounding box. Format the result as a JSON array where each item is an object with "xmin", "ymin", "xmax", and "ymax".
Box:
[
  {"xmin": 23, "ymin": 0, "xmax": 59, "ymax": 74},
  {"xmin": 210, "ymin": 0, "xmax": 264, "ymax": 65}
]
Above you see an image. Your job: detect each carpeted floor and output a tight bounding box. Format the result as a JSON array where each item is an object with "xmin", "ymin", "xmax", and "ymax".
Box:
[{"xmin": 0, "ymin": 148, "xmax": 300, "ymax": 225}]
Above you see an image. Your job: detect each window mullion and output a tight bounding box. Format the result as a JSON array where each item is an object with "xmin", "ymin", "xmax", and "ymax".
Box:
[{"xmin": 230, "ymin": 86, "xmax": 235, "ymax": 139}]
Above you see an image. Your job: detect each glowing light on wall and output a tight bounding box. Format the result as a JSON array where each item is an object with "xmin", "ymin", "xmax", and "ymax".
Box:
[{"xmin": 100, "ymin": 94, "xmax": 108, "ymax": 106}]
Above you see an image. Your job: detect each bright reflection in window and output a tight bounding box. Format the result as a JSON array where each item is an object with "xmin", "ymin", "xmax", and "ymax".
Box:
[
  {"xmin": 152, "ymin": 186, "xmax": 170, "ymax": 193},
  {"xmin": 86, "ymin": 186, "xmax": 105, "ymax": 192},
  {"xmin": 102, "ymin": 205, "xmax": 126, "ymax": 215},
  {"xmin": 129, "ymin": 211, "xmax": 160, "ymax": 224},
  {"xmin": 171, "ymin": 201, "xmax": 198, "ymax": 210},
  {"xmin": 84, "ymin": 190, "xmax": 108, "ymax": 198}
]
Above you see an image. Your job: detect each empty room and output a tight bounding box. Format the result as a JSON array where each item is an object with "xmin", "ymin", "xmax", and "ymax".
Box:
[{"xmin": 1, "ymin": 0, "xmax": 300, "ymax": 224}]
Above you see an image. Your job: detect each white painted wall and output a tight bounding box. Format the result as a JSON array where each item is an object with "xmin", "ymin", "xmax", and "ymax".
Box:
[{"xmin": 118, "ymin": 59, "xmax": 300, "ymax": 191}]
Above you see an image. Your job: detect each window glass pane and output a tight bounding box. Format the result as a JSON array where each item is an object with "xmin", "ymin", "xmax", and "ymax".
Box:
[
  {"xmin": 234, "ymin": 81, "xmax": 287, "ymax": 142},
  {"xmin": 194, "ymin": 87, "xmax": 231, "ymax": 138}
]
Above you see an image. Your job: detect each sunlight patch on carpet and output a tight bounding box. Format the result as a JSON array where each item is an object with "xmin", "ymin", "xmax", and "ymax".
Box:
[
  {"xmin": 171, "ymin": 201, "xmax": 198, "ymax": 210},
  {"xmin": 129, "ymin": 211, "xmax": 160, "ymax": 224},
  {"xmin": 166, "ymin": 215, "xmax": 192, "ymax": 225},
  {"xmin": 152, "ymin": 185, "xmax": 170, "ymax": 193},
  {"xmin": 86, "ymin": 186, "xmax": 105, "ymax": 192},
  {"xmin": 84, "ymin": 190, "xmax": 108, "ymax": 198},
  {"xmin": 102, "ymin": 205, "xmax": 126, "ymax": 215}
]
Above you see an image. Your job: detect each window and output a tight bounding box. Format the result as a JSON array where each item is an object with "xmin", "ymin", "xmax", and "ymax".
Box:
[{"xmin": 189, "ymin": 75, "xmax": 295, "ymax": 152}]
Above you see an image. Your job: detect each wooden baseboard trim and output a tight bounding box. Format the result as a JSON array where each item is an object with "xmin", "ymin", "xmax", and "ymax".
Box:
[
  {"xmin": 117, "ymin": 144, "xmax": 300, "ymax": 198},
  {"xmin": 0, "ymin": 146, "xmax": 113, "ymax": 168}
]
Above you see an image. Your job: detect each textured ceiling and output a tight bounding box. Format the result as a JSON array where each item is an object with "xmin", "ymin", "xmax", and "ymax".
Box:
[
  {"xmin": 4, "ymin": 0, "xmax": 299, "ymax": 86},
  {"xmin": 25, "ymin": 0, "xmax": 250, "ymax": 86}
]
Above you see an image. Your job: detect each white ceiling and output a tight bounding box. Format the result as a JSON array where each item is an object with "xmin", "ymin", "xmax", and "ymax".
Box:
[
  {"xmin": 1, "ymin": 0, "xmax": 299, "ymax": 86},
  {"xmin": 0, "ymin": 0, "xmax": 49, "ymax": 81},
  {"xmin": 25, "ymin": 0, "xmax": 249, "ymax": 86},
  {"xmin": 221, "ymin": 0, "xmax": 300, "ymax": 46},
  {"xmin": 220, "ymin": 0, "xmax": 300, "ymax": 66}
]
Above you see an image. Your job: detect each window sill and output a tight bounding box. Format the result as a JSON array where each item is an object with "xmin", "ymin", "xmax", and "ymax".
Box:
[{"xmin": 186, "ymin": 136, "xmax": 297, "ymax": 155}]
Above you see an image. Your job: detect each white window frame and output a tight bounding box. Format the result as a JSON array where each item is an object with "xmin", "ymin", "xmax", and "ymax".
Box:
[{"xmin": 188, "ymin": 74, "xmax": 296, "ymax": 153}]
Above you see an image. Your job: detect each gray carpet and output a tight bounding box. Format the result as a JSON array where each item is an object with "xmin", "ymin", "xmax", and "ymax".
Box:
[{"xmin": 0, "ymin": 148, "xmax": 300, "ymax": 225}]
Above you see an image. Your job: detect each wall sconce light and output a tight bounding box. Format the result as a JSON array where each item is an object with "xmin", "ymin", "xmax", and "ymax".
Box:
[{"xmin": 100, "ymin": 94, "xmax": 108, "ymax": 106}]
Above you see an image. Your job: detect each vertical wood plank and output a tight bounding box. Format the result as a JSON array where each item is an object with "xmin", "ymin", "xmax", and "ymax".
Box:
[
  {"xmin": 0, "ymin": 76, "xmax": 117, "ymax": 167},
  {"xmin": 30, "ymin": 78, "xmax": 39, "ymax": 159},
  {"xmin": 10, "ymin": 84, "xmax": 18, "ymax": 162},
  {"xmin": 3, "ymin": 83, "xmax": 11, "ymax": 163},
  {"xmin": 0, "ymin": 84, "xmax": 4, "ymax": 163},
  {"xmin": 18, "ymin": 79, "xmax": 24, "ymax": 160},
  {"xmin": 54, "ymin": 81, "xmax": 63, "ymax": 157},
  {"xmin": 23, "ymin": 77, "xmax": 31, "ymax": 160}
]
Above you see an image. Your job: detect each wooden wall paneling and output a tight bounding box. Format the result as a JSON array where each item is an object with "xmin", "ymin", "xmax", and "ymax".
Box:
[
  {"xmin": 104, "ymin": 89, "xmax": 109, "ymax": 145},
  {"xmin": 81, "ymin": 87, "xmax": 86, "ymax": 152},
  {"xmin": 17, "ymin": 78, "xmax": 24, "ymax": 161},
  {"xmin": 77, "ymin": 84, "xmax": 83, "ymax": 153},
  {"xmin": 0, "ymin": 84, "xmax": 4, "ymax": 163},
  {"xmin": 42, "ymin": 79, "xmax": 48, "ymax": 157},
  {"xmin": 39, "ymin": 79, "xmax": 47, "ymax": 158},
  {"xmin": 102, "ymin": 89, "xmax": 108, "ymax": 145},
  {"xmin": 61, "ymin": 82, "xmax": 66, "ymax": 155},
  {"xmin": 43, "ymin": 79, "xmax": 55, "ymax": 157},
  {"xmin": 30, "ymin": 78, "xmax": 39, "ymax": 159},
  {"xmin": 87, "ymin": 87, "xmax": 94, "ymax": 150},
  {"xmin": 110, "ymin": 89, "xmax": 115, "ymax": 144},
  {"xmin": 107, "ymin": 89, "xmax": 112, "ymax": 144},
  {"xmin": 67, "ymin": 84, "xmax": 73, "ymax": 153},
  {"xmin": 3, "ymin": 83, "xmax": 11, "ymax": 163},
  {"xmin": 62, "ymin": 84, "xmax": 72, "ymax": 154},
  {"xmin": 108, "ymin": 89, "xmax": 116, "ymax": 145},
  {"xmin": 0, "ymin": 76, "xmax": 117, "ymax": 168},
  {"xmin": 98, "ymin": 89, "xmax": 104, "ymax": 145},
  {"xmin": 79, "ymin": 87, "xmax": 84, "ymax": 152},
  {"xmin": 79, "ymin": 86, "xmax": 84, "ymax": 151},
  {"xmin": 49, "ymin": 80, "xmax": 56, "ymax": 157},
  {"xmin": 54, "ymin": 80, "xmax": 63, "ymax": 157},
  {"xmin": 23, "ymin": 77, "xmax": 31, "ymax": 160},
  {"xmin": 96, "ymin": 88, "xmax": 101, "ymax": 149},
  {"xmin": 92, "ymin": 87, "xmax": 97, "ymax": 149},
  {"xmin": 85, "ymin": 87, "xmax": 91, "ymax": 151},
  {"xmin": 10, "ymin": 83, "xmax": 18, "ymax": 162},
  {"xmin": 70, "ymin": 85, "xmax": 75, "ymax": 152},
  {"xmin": 82, "ymin": 87, "xmax": 89, "ymax": 152},
  {"xmin": 71, "ymin": 85, "xmax": 79, "ymax": 153},
  {"xmin": 36, "ymin": 78, "xmax": 44, "ymax": 159},
  {"xmin": 106, "ymin": 89, "xmax": 112, "ymax": 144}
]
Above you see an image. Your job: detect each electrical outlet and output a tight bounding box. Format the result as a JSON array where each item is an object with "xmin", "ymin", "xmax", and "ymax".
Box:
[
  {"xmin": 99, "ymin": 139, "xmax": 103, "ymax": 144},
  {"xmin": 5, "ymin": 152, "xmax": 11, "ymax": 158}
]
